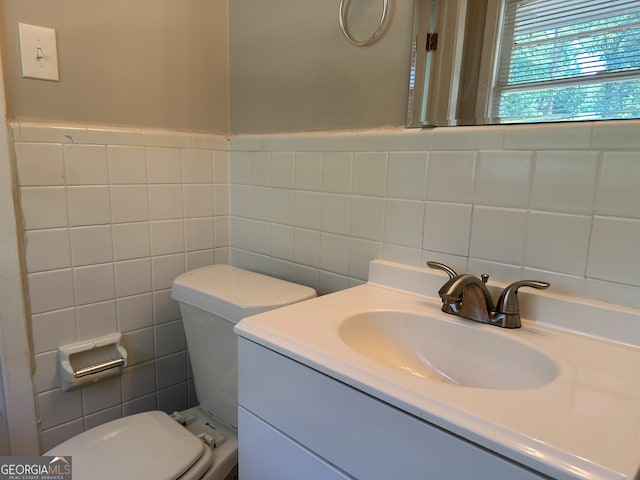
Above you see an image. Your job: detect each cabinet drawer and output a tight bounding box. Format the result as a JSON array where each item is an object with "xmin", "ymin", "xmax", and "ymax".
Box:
[{"xmin": 238, "ymin": 338, "xmax": 543, "ymax": 480}]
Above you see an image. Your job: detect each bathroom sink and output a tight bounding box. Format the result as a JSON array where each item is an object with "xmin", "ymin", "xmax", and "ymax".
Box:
[{"xmin": 339, "ymin": 310, "xmax": 557, "ymax": 389}]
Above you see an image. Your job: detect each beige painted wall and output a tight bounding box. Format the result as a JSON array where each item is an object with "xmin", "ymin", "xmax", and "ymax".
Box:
[
  {"xmin": 0, "ymin": 0, "xmax": 229, "ymax": 133},
  {"xmin": 229, "ymin": 0, "xmax": 414, "ymax": 133}
]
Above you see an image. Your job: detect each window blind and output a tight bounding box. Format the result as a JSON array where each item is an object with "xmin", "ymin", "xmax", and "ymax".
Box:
[{"xmin": 493, "ymin": 0, "xmax": 640, "ymax": 123}]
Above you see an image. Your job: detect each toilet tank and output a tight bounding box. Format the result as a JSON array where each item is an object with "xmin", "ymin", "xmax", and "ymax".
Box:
[{"xmin": 171, "ymin": 265, "xmax": 316, "ymax": 428}]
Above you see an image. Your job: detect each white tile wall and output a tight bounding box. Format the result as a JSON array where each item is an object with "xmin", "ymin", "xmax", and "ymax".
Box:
[
  {"xmin": 12, "ymin": 119, "xmax": 640, "ymax": 451},
  {"xmin": 229, "ymin": 120, "xmax": 640, "ymax": 308},
  {"xmin": 13, "ymin": 121, "xmax": 228, "ymax": 450}
]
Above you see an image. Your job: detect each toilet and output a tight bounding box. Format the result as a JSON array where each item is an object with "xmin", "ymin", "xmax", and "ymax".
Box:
[{"xmin": 47, "ymin": 265, "xmax": 317, "ymax": 480}]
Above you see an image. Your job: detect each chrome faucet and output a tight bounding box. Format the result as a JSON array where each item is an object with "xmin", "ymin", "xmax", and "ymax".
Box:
[{"xmin": 427, "ymin": 261, "xmax": 550, "ymax": 328}]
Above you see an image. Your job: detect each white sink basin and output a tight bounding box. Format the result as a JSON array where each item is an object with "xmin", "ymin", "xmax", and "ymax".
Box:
[{"xmin": 339, "ymin": 310, "xmax": 557, "ymax": 390}]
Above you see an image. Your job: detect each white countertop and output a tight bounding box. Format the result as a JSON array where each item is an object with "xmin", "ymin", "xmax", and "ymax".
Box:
[{"xmin": 234, "ymin": 261, "xmax": 640, "ymax": 480}]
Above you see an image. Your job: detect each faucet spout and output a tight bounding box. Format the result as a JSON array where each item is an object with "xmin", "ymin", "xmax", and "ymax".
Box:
[{"xmin": 438, "ymin": 274, "xmax": 495, "ymax": 323}]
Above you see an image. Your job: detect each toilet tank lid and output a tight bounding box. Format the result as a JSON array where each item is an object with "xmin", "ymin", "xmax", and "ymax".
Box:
[{"xmin": 171, "ymin": 265, "xmax": 317, "ymax": 323}]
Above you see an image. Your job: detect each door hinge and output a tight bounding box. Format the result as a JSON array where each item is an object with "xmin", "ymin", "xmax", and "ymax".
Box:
[{"xmin": 426, "ymin": 32, "xmax": 438, "ymax": 52}]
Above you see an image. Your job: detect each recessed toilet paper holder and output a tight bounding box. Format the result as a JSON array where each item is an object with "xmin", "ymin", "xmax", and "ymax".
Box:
[{"xmin": 58, "ymin": 333, "xmax": 128, "ymax": 391}]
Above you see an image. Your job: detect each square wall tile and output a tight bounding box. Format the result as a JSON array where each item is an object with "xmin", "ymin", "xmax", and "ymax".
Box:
[
  {"xmin": 352, "ymin": 152, "xmax": 387, "ymax": 196},
  {"xmin": 151, "ymin": 220, "xmax": 185, "ymax": 256},
  {"xmin": 230, "ymin": 184, "xmax": 250, "ymax": 218},
  {"xmin": 122, "ymin": 327, "xmax": 155, "ymax": 365},
  {"xmin": 271, "ymin": 189, "xmax": 294, "ymax": 225},
  {"xmin": 384, "ymin": 199, "xmax": 425, "ymax": 248},
  {"xmin": 73, "ymin": 263, "xmax": 115, "ymax": 306},
  {"xmin": 82, "ymin": 376, "xmax": 122, "ymax": 415},
  {"xmin": 270, "ymin": 224, "xmax": 293, "ymax": 260},
  {"xmin": 76, "ymin": 300, "xmax": 117, "ymax": 340},
  {"xmin": 26, "ymin": 228, "xmax": 71, "ymax": 273},
  {"xmin": 34, "ymin": 351, "xmax": 60, "ymax": 393},
  {"xmin": 108, "ymin": 146, "xmax": 147, "ymax": 184},
  {"xmin": 230, "ymin": 151, "xmax": 250, "ymax": 184},
  {"xmin": 531, "ymin": 151, "xmax": 599, "ymax": 214},
  {"xmin": 184, "ymin": 185, "xmax": 214, "ymax": 218},
  {"xmin": 587, "ymin": 216, "xmax": 640, "ymax": 286},
  {"xmin": 387, "ymin": 152, "xmax": 428, "ymax": 200},
  {"xmin": 156, "ymin": 351, "xmax": 188, "ymax": 390},
  {"xmin": 350, "ymin": 196, "xmax": 385, "ymax": 241},
  {"xmin": 474, "ymin": 151, "xmax": 532, "ymax": 208},
  {"xmin": 320, "ymin": 233, "xmax": 349, "ymax": 275},
  {"xmin": 182, "ymin": 149, "xmax": 213, "ymax": 183},
  {"xmin": 214, "ymin": 184, "xmax": 229, "ymax": 216},
  {"xmin": 111, "ymin": 185, "xmax": 149, "ymax": 223},
  {"xmin": 122, "ymin": 362, "xmax": 157, "ymax": 401},
  {"xmin": 40, "ymin": 419, "xmax": 84, "ymax": 452},
  {"xmin": 115, "ymin": 259, "xmax": 152, "ymax": 297},
  {"xmin": 423, "ymin": 202, "xmax": 472, "ymax": 256},
  {"xmin": 157, "ymin": 383, "xmax": 188, "ymax": 414},
  {"xmin": 348, "ymin": 238, "xmax": 382, "ymax": 280},
  {"xmin": 295, "ymin": 152, "xmax": 322, "ymax": 191},
  {"xmin": 596, "ymin": 152, "xmax": 640, "ymax": 218},
  {"xmin": 248, "ymin": 152, "xmax": 271, "ymax": 186},
  {"xmin": 84, "ymin": 406, "xmax": 122, "ymax": 431},
  {"xmin": 15, "ymin": 143, "xmax": 64, "ymax": 186},
  {"xmin": 64, "ymin": 144, "xmax": 108, "ymax": 185},
  {"xmin": 293, "ymin": 228, "xmax": 320, "ymax": 267},
  {"xmin": 31, "ymin": 308, "xmax": 76, "ymax": 354},
  {"xmin": 117, "ymin": 293, "xmax": 153, "ymax": 332},
  {"xmin": 112, "ymin": 222, "xmax": 150, "ymax": 261},
  {"xmin": 29, "ymin": 269, "xmax": 75, "ymax": 314},
  {"xmin": 271, "ymin": 152, "xmax": 295, "ymax": 188},
  {"xmin": 123, "ymin": 394, "xmax": 157, "ymax": 417},
  {"xmin": 294, "ymin": 191, "xmax": 321, "ymax": 229},
  {"xmin": 185, "ymin": 218, "xmax": 214, "ymax": 251},
  {"xmin": 230, "ymin": 217, "xmax": 250, "ymax": 250},
  {"xmin": 38, "ymin": 389, "xmax": 82, "ymax": 430},
  {"xmin": 152, "ymin": 254, "xmax": 185, "ymax": 290},
  {"xmin": 213, "ymin": 151, "xmax": 230, "ymax": 184},
  {"xmin": 70, "ymin": 225, "xmax": 113, "ymax": 266},
  {"xmin": 466, "ymin": 258, "xmax": 522, "ymax": 284},
  {"xmin": 149, "ymin": 185, "xmax": 183, "ymax": 220},
  {"xmin": 147, "ymin": 147, "xmax": 181, "ymax": 184},
  {"xmin": 322, "ymin": 152, "xmax": 352, "ymax": 193},
  {"xmin": 67, "ymin": 186, "xmax": 111, "ymax": 226},
  {"xmin": 522, "ymin": 267, "xmax": 585, "ymax": 298},
  {"xmin": 21, "ymin": 187, "xmax": 68, "ymax": 229},
  {"xmin": 186, "ymin": 250, "xmax": 215, "ymax": 270},
  {"xmin": 427, "ymin": 152, "xmax": 475, "ymax": 203},
  {"xmin": 153, "ymin": 290, "xmax": 181, "ymax": 325},
  {"xmin": 524, "ymin": 212, "xmax": 591, "ymax": 276},
  {"xmin": 249, "ymin": 186, "xmax": 271, "ymax": 221},
  {"xmin": 382, "ymin": 244, "xmax": 422, "ymax": 266},
  {"xmin": 469, "ymin": 206, "xmax": 527, "ymax": 264},
  {"xmin": 321, "ymin": 193, "xmax": 351, "ymax": 235},
  {"xmin": 214, "ymin": 216, "xmax": 229, "ymax": 247},
  {"xmin": 248, "ymin": 221, "xmax": 270, "ymax": 255},
  {"xmin": 155, "ymin": 320, "xmax": 186, "ymax": 357}
]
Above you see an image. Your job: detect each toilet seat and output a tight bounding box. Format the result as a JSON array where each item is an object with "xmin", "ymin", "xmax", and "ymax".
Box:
[{"xmin": 46, "ymin": 411, "xmax": 212, "ymax": 480}]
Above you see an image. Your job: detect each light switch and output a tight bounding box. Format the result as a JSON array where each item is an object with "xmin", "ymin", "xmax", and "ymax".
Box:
[{"xmin": 18, "ymin": 23, "xmax": 60, "ymax": 81}]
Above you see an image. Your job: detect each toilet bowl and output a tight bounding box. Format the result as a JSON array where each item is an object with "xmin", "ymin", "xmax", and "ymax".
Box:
[{"xmin": 46, "ymin": 265, "xmax": 316, "ymax": 480}]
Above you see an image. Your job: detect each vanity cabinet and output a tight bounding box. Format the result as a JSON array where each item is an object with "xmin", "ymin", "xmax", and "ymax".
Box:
[{"xmin": 237, "ymin": 338, "xmax": 544, "ymax": 480}]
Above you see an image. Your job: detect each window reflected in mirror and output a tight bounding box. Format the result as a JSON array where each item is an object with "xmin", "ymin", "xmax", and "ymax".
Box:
[{"xmin": 408, "ymin": 0, "xmax": 640, "ymax": 127}]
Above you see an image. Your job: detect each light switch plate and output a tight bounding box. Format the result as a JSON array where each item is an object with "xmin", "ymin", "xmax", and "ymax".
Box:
[{"xmin": 18, "ymin": 22, "xmax": 59, "ymax": 81}]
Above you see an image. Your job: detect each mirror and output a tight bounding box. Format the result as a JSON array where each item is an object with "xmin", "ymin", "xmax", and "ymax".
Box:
[{"xmin": 408, "ymin": 0, "xmax": 640, "ymax": 127}]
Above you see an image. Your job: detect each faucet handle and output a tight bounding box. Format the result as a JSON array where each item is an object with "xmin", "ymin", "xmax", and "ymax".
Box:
[
  {"xmin": 426, "ymin": 261, "xmax": 457, "ymax": 279},
  {"xmin": 496, "ymin": 280, "xmax": 550, "ymax": 314}
]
